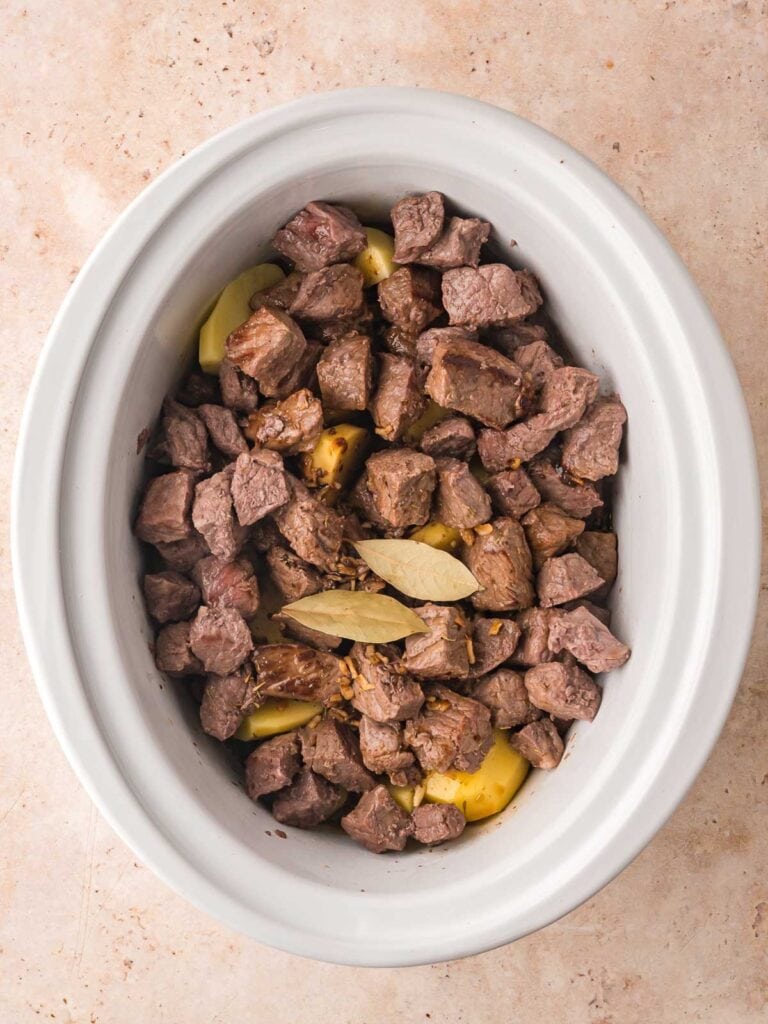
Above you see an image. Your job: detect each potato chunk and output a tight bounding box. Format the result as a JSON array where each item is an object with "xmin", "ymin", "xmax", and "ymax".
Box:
[
  {"xmin": 301, "ymin": 424, "xmax": 369, "ymax": 500},
  {"xmin": 199, "ymin": 263, "xmax": 285, "ymax": 373},
  {"xmin": 235, "ymin": 698, "xmax": 321, "ymax": 740},
  {"xmin": 387, "ymin": 783, "xmax": 416, "ymax": 813},
  {"xmin": 423, "ymin": 729, "xmax": 529, "ymax": 821},
  {"xmin": 409, "ymin": 521, "xmax": 462, "ymax": 553},
  {"xmin": 354, "ymin": 227, "xmax": 399, "ymax": 287}
]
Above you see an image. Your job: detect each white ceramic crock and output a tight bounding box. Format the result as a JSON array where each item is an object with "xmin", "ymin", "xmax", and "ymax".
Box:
[{"xmin": 12, "ymin": 88, "xmax": 761, "ymax": 966}]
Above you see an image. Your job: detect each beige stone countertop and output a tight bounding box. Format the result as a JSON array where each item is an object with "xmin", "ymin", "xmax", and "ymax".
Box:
[{"xmin": 1, "ymin": 1, "xmax": 766, "ymax": 1021}]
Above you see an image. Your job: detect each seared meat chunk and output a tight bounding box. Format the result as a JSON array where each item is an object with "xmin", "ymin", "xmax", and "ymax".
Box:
[
  {"xmin": 404, "ymin": 683, "xmax": 492, "ymax": 774},
  {"xmin": 561, "ymin": 599, "xmax": 611, "ymax": 626},
  {"xmin": 415, "ymin": 325, "xmax": 478, "ymax": 367},
  {"xmin": 378, "ymin": 266, "xmax": 442, "ymax": 334},
  {"xmin": 528, "ymin": 459, "xmax": 603, "ymax": 519},
  {"xmin": 189, "ymin": 605, "xmax": 254, "ymax": 675},
  {"xmin": 478, "ymin": 421, "xmax": 558, "ymax": 470},
  {"xmin": 510, "ymin": 718, "xmax": 564, "ymax": 769},
  {"xmin": 254, "ymin": 643, "xmax": 345, "ymax": 705},
  {"xmin": 231, "ymin": 449, "xmax": 291, "ymax": 526},
  {"xmin": 522, "ymin": 502, "xmax": 585, "ymax": 569},
  {"xmin": 434, "ymin": 457, "xmax": 492, "ymax": 529},
  {"xmin": 486, "ymin": 320, "xmax": 548, "ymax": 356},
  {"xmin": 411, "ymin": 803, "xmax": 466, "ymax": 845},
  {"xmin": 524, "ymin": 661, "xmax": 601, "ymax": 720},
  {"xmin": 468, "ymin": 616, "xmax": 521, "ymax": 677},
  {"xmin": 272, "ymin": 476, "xmax": 344, "ymax": 571},
  {"xmin": 300, "ymin": 718, "xmax": 376, "ymax": 792},
  {"xmin": 249, "ymin": 270, "xmax": 305, "ymax": 313},
  {"xmin": 200, "ymin": 667, "xmax": 260, "ymax": 741},
  {"xmin": 266, "ymin": 546, "xmax": 324, "ymax": 602},
  {"xmin": 419, "ymin": 216, "xmax": 490, "ymax": 270},
  {"xmin": 391, "ymin": 191, "xmax": 445, "ymax": 263},
  {"xmin": 383, "ymin": 324, "xmax": 418, "ymax": 359},
  {"xmin": 358, "ymin": 716, "xmax": 416, "ymax": 782},
  {"xmin": 537, "ymin": 552, "xmax": 604, "ymax": 607},
  {"xmin": 143, "ymin": 571, "xmax": 201, "ymax": 624},
  {"xmin": 192, "ymin": 466, "xmax": 248, "ymax": 561},
  {"xmin": 226, "ymin": 306, "xmax": 307, "ymax": 397},
  {"xmin": 218, "ymin": 357, "xmax": 259, "ymax": 414},
  {"xmin": 136, "ymin": 470, "xmax": 195, "ymax": 545},
  {"xmin": 420, "ymin": 416, "xmax": 476, "ymax": 460},
  {"xmin": 341, "ymin": 785, "xmax": 413, "ymax": 853},
  {"xmin": 175, "ymin": 371, "xmax": 221, "ymax": 407},
  {"xmin": 245, "ymin": 732, "xmax": 301, "ymax": 799},
  {"xmin": 316, "ymin": 331, "xmax": 373, "ymax": 411},
  {"xmin": 547, "ymin": 605, "xmax": 630, "ymax": 673},
  {"xmin": 272, "ymin": 768, "xmax": 347, "ymax": 828},
  {"xmin": 487, "ymin": 467, "xmax": 541, "ymax": 518},
  {"xmin": 350, "ymin": 642, "xmax": 425, "ymax": 723},
  {"xmin": 575, "ymin": 531, "xmax": 618, "ymax": 592},
  {"xmin": 463, "ymin": 517, "xmax": 535, "ymax": 612},
  {"xmin": 442, "ymin": 265, "xmax": 542, "ymax": 328},
  {"xmin": 197, "ymin": 403, "xmax": 248, "ymax": 459},
  {"xmin": 290, "ymin": 263, "xmax": 364, "ymax": 321},
  {"xmin": 514, "ymin": 607, "xmax": 557, "ymax": 667},
  {"xmin": 369, "ymin": 354, "xmax": 426, "ymax": 441},
  {"xmin": 271, "ymin": 339, "xmax": 323, "ymax": 398},
  {"xmin": 426, "ymin": 338, "xmax": 530, "ymax": 430},
  {"xmin": 160, "ymin": 399, "xmax": 210, "ymax": 473},
  {"xmin": 272, "ymin": 612, "xmax": 342, "ymax": 651},
  {"xmin": 513, "ymin": 339, "xmax": 564, "ymax": 388},
  {"xmin": 155, "ymin": 620, "xmax": 203, "ymax": 676},
  {"xmin": 470, "ymin": 668, "xmax": 541, "ymax": 729},
  {"xmin": 562, "ymin": 395, "xmax": 627, "ymax": 481},
  {"xmin": 244, "ymin": 388, "xmax": 323, "ymax": 454},
  {"xmin": 192, "ymin": 555, "xmax": 260, "ymax": 618},
  {"xmin": 155, "ymin": 531, "xmax": 210, "ymax": 573},
  {"xmin": 363, "ymin": 449, "xmax": 436, "ymax": 530},
  {"xmin": 405, "ymin": 604, "xmax": 471, "ymax": 680},
  {"xmin": 272, "ymin": 201, "xmax": 366, "ymax": 271}
]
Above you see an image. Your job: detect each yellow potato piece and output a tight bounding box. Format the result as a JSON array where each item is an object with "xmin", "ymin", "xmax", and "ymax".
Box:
[
  {"xmin": 409, "ymin": 521, "xmax": 462, "ymax": 553},
  {"xmin": 402, "ymin": 400, "xmax": 452, "ymax": 445},
  {"xmin": 424, "ymin": 729, "xmax": 530, "ymax": 822},
  {"xmin": 198, "ymin": 263, "xmax": 285, "ymax": 374},
  {"xmin": 235, "ymin": 699, "xmax": 321, "ymax": 741},
  {"xmin": 387, "ymin": 783, "xmax": 415, "ymax": 813},
  {"xmin": 354, "ymin": 227, "xmax": 399, "ymax": 286},
  {"xmin": 301, "ymin": 424, "xmax": 369, "ymax": 500}
]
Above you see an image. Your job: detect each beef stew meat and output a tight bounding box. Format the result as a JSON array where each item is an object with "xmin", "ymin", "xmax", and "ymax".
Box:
[{"xmin": 137, "ymin": 192, "xmax": 631, "ymax": 853}]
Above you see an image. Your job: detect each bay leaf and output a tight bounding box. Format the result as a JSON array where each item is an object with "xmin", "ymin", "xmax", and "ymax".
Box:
[
  {"xmin": 280, "ymin": 590, "xmax": 429, "ymax": 643},
  {"xmin": 353, "ymin": 538, "xmax": 480, "ymax": 601}
]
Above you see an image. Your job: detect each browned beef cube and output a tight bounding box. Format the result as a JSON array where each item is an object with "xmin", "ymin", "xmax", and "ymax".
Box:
[
  {"xmin": 266, "ymin": 546, "xmax": 324, "ymax": 602},
  {"xmin": 411, "ymin": 803, "xmax": 466, "ymax": 845},
  {"xmin": 358, "ymin": 716, "xmax": 416, "ymax": 781},
  {"xmin": 463, "ymin": 517, "xmax": 535, "ymax": 612},
  {"xmin": 272, "ymin": 612, "xmax": 342, "ymax": 651},
  {"xmin": 391, "ymin": 191, "xmax": 445, "ymax": 263},
  {"xmin": 272, "ymin": 476, "xmax": 344, "ymax": 571},
  {"xmin": 512, "ymin": 339, "xmax": 564, "ymax": 388},
  {"xmin": 524, "ymin": 661, "xmax": 601, "ymax": 720},
  {"xmin": 415, "ymin": 325, "xmax": 478, "ymax": 366},
  {"xmin": 270, "ymin": 339, "xmax": 323, "ymax": 399},
  {"xmin": 468, "ymin": 616, "xmax": 522, "ymax": 677},
  {"xmin": 477, "ymin": 421, "xmax": 558, "ymax": 470},
  {"xmin": 200, "ymin": 667, "xmax": 260, "ymax": 741},
  {"xmin": 369, "ymin": 354, "xmax": 426, "ymax": 442},
  {"xmin": 561, "ymin": 599, "xmax": 611, "ymax": 626},
  {"xmin": 350, "ymin": 642, "xmax": 425, "ymax": 723},
  {"xmin": 316, "ymin": 331, "xmax": 373, "ymax": 411},
  {"xmin": 562, "ymin": 395, "xmax": 627, "ymax": 481},
  {"xmin": 404, "ymin": 683, "xmax": 493, "ymax": 773},
  {"xmin": 514, "ymin": 607, "xmax": 557, "ymax": 667},
  {"xmin": 487, "ymin": 467, "xmax": 541, "ymax": 518},
  {"xmin": 383, "ymin": 324, "xmax": 418, "ymax": 359},
  {"xmin": 161, "ymin": 399, "xmax": 210, "ymax": 473},
  {"xmin": 197, "ymin": 403, "xmax": 248, "ymax": 459},
  {"xmin": 249, "ymin": 270, "xmax": 305, "ymax": 313},
  {"xmin": 341, "ymin": 785, "xmax": 414, "ymax": 853},
  {"xmin": 486, "ymin": 320, "xmax": 549, "ymax": 356},
  {"xmin": 254, "ymin": 643, "xmax": 345, "ymax": 705},
  {"xmin": 509, "ymin": 718, "xmax": 564, "ymax": 769},
  {"xmin": 349, "ymin": 470, "xmax": 393, "ymax": 532},
  {"xmin": 192, "ymin": 555, "xmax": 260, "ymax": 619},
  {"xmin": 231, "ymin": 449, "xmax": 291, "ymax": 526},
  {"xmin": 470, "ymin": 668, "xmax": 541, "ymax": 729},
  {"xmin": 420, "ymin": 416, "xmax": 476, "ymax": 460},
  {"xmin": 300, "ymin": 719, "xmax": 376, "ymax": 793},
  {"xmin": 244, "ymin": 388, "xmax": 323, "ymax": 455},
  {"xmin": 405, "ymin": 604, "xmax": 471, "ymax": 680},
  {"xmin": 434, "ymin": 457, "xmax": 492, "ymax": 528},
  {"xmin": 547, "ymin": 605, "xmax": 630, "ymax": 673},
  {"xmin": 522, "ymin": 502, "xmax": 585, "ymax": 569},
  {"xmin": 218, "ymin": 357, "xmax": 259, "ymax": 414},
  {"xmin": 189, "ymin": 605, "xmax": 254, "ymax": 675},
  {"xmin": 364, "ymin": 449, "xmax": 436, "ymax": 530},
  {"xmin": 272, "ymin": 201, "xmax": 366, "ymax": 271},
  {"xmin": 143, "ymin": 571, "xmax": 201, "ymax": 624},
  {"xmin": 192, "ymin": 466, "xmax": 248, "ymax": 561},
  {"xmin": 245, "ymin": 732, "xmax": 301, "ymax": 799},
  {"xmin": 155, "ymin": 620, "xmax": 203, "ymax": 676},
  {"xmin": 426, "ymin": 338, "xmax": 531, "ymax": 430},
  {"xmin": 155, "ymin": 531, "xmax": 210, "ymax": 572},
  {"xmin": 528, "ymin": 459, "xmax": 603, "ymax": 519},
  {"xmin": 175, "ymin": 371, "xmax": 221, "ymax": 407},
  {"xmin": 272, "ymin": 768, "xmax": 347, "ymax": 828},
  {"xmin": 537, "ymin": 552, "xmax": 604, "ymax": 607},
  {"xmin": 226, "ymin": 307, "xmax": 307, "ymax": 397},
  {"xmin": 537, "ymin": 366, "xmax": 601, "ymax": 432},
  {"xmin": 575, "ymin": 531, "xmax": 618, "ymax": 591},
  {"xmin": 289, "ymin": 263, "xmax": 364, "ymax": 321},
  {"xmin": 136, "ymin": 470, "xmax": 195, "ymax": 545},
  {"xmin": 442, "ymin": 265, "xmax": 542, "ymax": 328},
  {"xmin": 378, "ymin": 266, "xmax": 442, "ymax": 334},
  {"xmin": 308, "ymin": 298, "xmax": 375, "ymax": 345},
  {"xmin": 418, "ymin": 216, "xmax": 490, "ymax": 270}
]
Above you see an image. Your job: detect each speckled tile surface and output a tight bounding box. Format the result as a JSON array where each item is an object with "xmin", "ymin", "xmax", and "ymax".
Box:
[{"xmin": 1, "ymin": 2, "xmax": 766, "ymax": 1021}]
